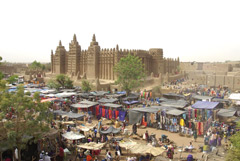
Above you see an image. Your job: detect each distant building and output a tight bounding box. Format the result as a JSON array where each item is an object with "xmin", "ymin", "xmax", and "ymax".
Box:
[{"xmin": 51, "ymin": 34, "xmax": 179, "ymax": 80}]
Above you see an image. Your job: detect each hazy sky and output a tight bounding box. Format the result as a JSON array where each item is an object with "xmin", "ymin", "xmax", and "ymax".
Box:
[{"xmin": 0, "ymin": 0, "xmax": 240, "ymax": 63}]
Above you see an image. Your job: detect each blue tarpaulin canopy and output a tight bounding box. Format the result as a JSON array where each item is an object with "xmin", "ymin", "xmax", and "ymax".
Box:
[{"xmin": 192, "ymin": 101, "xmax": 219, "ymax": 110}]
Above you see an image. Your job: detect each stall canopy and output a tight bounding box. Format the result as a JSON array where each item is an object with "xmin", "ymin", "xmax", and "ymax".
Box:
[
  {"xmin": 98, "ymin": 98, "xmax": 118, "ymax": 103},
  {"xmin": 41, "ymin": 89, "xmax": 56, "ymax": 94},
  {"xmin": 41, "ymin": 98, "xmax": 59, "ymax": 103},
  {"xmin": 212, "ymin": 98, "xmax": 231, "ymax": 104},
  {"xmin": 217, "ymin": 109, "xmax": 237, "ymax": 117},
  {"xmin": 78, "ymin": 142, "xmax": 105, "ymax": 150},
  {"xmin": 80, "ymin": 100, "xmax": 99, "ymax": 106},
  {"xmin": 78, "ymin": 93, "xmax": 93, "ymax": 99},
  {"xmin": 192, "ymin": 95, "xmax": 213, "ymax": 101},
  {"xmin": 77, "ymin": 124, "xmax": 96, "ymax": 132},
  {"xmin": 106, "ymin": 93, "xmax": 126, "ymax": 98},
  {"xmin": 103, "ymin": 103, "xmax": 122, "ymax": 108},
  {"xmin": 71, "ymin": 100, "xmax": 99, "ymax": 109},
  {"xmin": 166, "ymin": 109, "xmax": 186, "ymax": 116},
  {"xmin": 119, "ymin": 140, "xmax": 164, "ymax": 156},
  {"xmin": 71, "ymin": 103, "xmax": 96, "ymax": 109},
  {"xmin": 163, "ymin": 93, "xmax": 185, "ymax": 100},
  {"xmin": 62, "ymin": 132, "xmax": 85, "ymax": 140},
  {"xmin": 90, "ymin": 91, "xmax": 109, "ymax": 96},
  {"xmin": 123, "ymin": 93, "xmax": 139, "ymax": 101},
  {"xmin": 53, "ymin": 110, "xmax": 84, "ymax": 119},
  {"xmin": 229, "ymin": 93, "xmax": 240, "ymax": 100},
  {"xmin": 53, "ymin": 110, "xmax": 68, "ymax": 115},
  {"xmin": 159, "ymin": 99, "xmax": 188, "ymax": 109},
  {"xmin": 123, "ymin": 100, "xmax": 139, "ymax": 105},
  {"xmin": 192, "ymin": 101, "xmax": 219, "ymax": 110},
  {"xmin": 55, "ymin": 92, "xmax": 77, "ymax": 98},
  {"xmin": 131, "ymin": 107, "xmax": 160, "ymax": 113},
  {"xmin": 100, "ymin": 126, "xmax": 121, "ymax": 134},
  {"xmin": 62, "ymin": 112, "xmax": 85, "ymax": 119}
]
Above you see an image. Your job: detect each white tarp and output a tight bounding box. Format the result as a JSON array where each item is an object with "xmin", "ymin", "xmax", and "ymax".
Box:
[
  {"xmin": 56, "ymin": 92, "xmax": 77, "ymax": 98},
  {"xmin": 78, "ymin": 142, "xmax": 106, "ymax": 150},
  {"xmin": 119, "ymin": 140, "xmax": 164, "ymax": 156},
  {"xmin": 62, "ymin": 132, "xmax": 85, "ymax": 140},
  {"xmin": 229, "ymin": 93, "xmax": 240, "ymax": 100},
  {"xmin": 77, "ymin": 124, "xmax": 96, "ymax": 132}
]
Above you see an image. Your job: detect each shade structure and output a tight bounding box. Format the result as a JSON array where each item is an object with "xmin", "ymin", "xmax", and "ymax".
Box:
[
  {"xmin": 77, "ymin": 142, "xmax": 106, "ymax": 150},
  {"xmin": 123, "ymin": 100, "xmax": 139, "ymax": 105},
  {"xmin": 45, "ymin": 94, "xmax": 56, "ymax": 97},
  {"xmin": 103, "ymin": 103, "xmax": 122, "ymax": 108},
  {"xmin": 119, "ymin": 141, "xmax": 164, "ymax": 156},
  {"xmin": 192, "ymin": 95, "xmax": 213, "ymax": 101},
  {"xmin": 90, "ymin": 91, "xmax": 108, "ymax": 96},
  {"xmin": 71, "ymin": 103, "xmax": 95, "ymax": 109},
  {"xmin": 98, "ymin": 98, "xmax": 118, "ymax": 103},
  {"xmin": 53, "ymin": 110, "xmax": 68, "ymax": 115},
  {"xmin": 229, "ymin": 93, "xmax": 240, "ymax": 100},
  {"xmin": 80, "ymin": 100, "xmax": 99, "ymax": 106},
  {"xmin": 100, "ymin": 126, "xmax": 121, "ymax": 134},
  {"xmin": 159, "ymin": 99, "xmax": 188, "ymax": 109},
  {"xmin": 62, "ymin": 131, "xmax": 85, "ymax": 140},
  {"xmin": 41, "ymin": 98, "xmax": 59, "ymax": 103},
  {"xmin": 217, "ymin": 109, "xmax": 237, "ymax": 117},
  {"xmin": 166, "ymin": 109, "xmax": 186, "ymax": 116},
  {"xmin": 77, "ymin": 124, "xmax": 96, "ymax": 132},
  {"xmin": 55, "ymin": 92, "xmax": 77, "ymax": 98},
  {"xmin": 192, "ymin": 101, "xmax": 219, "ymax": 110},
  {"xmin": 62, "ymin": 112, "xmax": 85, "ymax": 119},
  {"xmin": 163, "ymin": 93, "xmax": 185, "ymax": 99}
]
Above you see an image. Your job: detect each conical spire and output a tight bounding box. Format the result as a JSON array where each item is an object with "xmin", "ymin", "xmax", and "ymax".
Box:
[
  {"xmin": 73, "ymin": 34, "xmax": 77, "ymax": 41},
  {"xmin": 116, "ymin": 44, "xmax": 119, "ymax": 51},
  {"xmin": 92, "ymin": 34, "xmax": 96, "ymax": 42},
  {"xmin": 59, "ymin": 40, "xmax": 62, "ymax": 46}
]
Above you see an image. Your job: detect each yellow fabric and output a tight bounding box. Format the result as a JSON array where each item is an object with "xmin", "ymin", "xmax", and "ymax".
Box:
[
  {"xmin": 115, "ymin": 121, "xmax": 120, "ymax": 128},
  {"xmin": 180, "ymin": 119, "xmax": 185, "ymax": 126}
]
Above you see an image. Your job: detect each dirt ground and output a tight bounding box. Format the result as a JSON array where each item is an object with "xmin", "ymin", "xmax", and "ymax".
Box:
[{"xmin": 66, "ymin": 118, "xmax": 220, "ymax": 161}]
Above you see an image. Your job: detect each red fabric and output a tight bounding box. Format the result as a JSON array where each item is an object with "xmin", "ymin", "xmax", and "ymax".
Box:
[
  {"xmin": 115, "ymin": 110, "xmax": 119, "ymax": 119},
  {"xmin": 109, "ymin": 109, "xmax": 112, "ymax": 119},
  {"xmin": 194, "ymin": 109, "xmax": 197, "ymax": 118},
  {"xmin": 86, "ymin": 155, "xmax": 92, "ymax": 161},
  {"xmin": 93, "ymin": 150, "xmax": 101, "ymax": 155},
  {"xmin": 102, "ymin": 108, "xmax": 105, "ymax": 117},
  {"xmin": 198, "ymin": 122, "xmax": 201, "ymax": 135},
  {"xmin": 189, "ymin": 122, "xmax": 191, "ymax": 128},
  {"xmin": 59, "ymin": 147, "xmax": 64, "ymax": 157},
  {"xmin": 96, "ymin": 105, "xmax": 99, "ymax": 116},
  {"xmin": 142, "ymin": 117, "xmax": 147, "ymax": 127}
]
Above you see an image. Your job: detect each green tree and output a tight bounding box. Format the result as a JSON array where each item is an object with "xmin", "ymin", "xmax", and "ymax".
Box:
[
  {"xmin": 29, "ymin": 60, "xmax": 45, "ymax": 71},
  {"xmin": 226, "ymin": 122, "xmax": 240, "ymax": 161},
  {"xmin": 81, "ymin": 80, "xmax": 92, "ymax": 92},
  {"xmin": 114, "ymin": 54, "xmax": 145, "ymax": 95},
  {"xmin": 0, "ymin": 85, "xmax": 51, "ymax": 161},
  {"xmin": 47, "ymin": 74, "xmax": 73, "ymax": 89},
  {"xmin": 7, "ymin": 75, "xmax": 18, "ymax": 84}
]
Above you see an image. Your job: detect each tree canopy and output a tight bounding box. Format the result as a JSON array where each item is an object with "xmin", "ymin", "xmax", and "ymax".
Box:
[
  {"xmin": 7, "ymin": 75, "xmax": 18, "ymax": 84},
  {"xmin": 81, "ymin": 80, "xmax": 92, "ymax": 92},
  {"xmin": 0, "ymin": 85, "xmax": 51, "ymax": 161},
  {"xmin": 29, "ymin": 60, "xmax": 45, "ymax": 71},
  {"xmin": 47, "ymin": 74, "xmax": 73, "ymax": 90},
  {"xmin": 226, "ymin": 122, "xmax": 240, "ymax": 161},
  {"xmin": 114, "ymin": 54, "xmax": 145, "ymax": 94}
]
